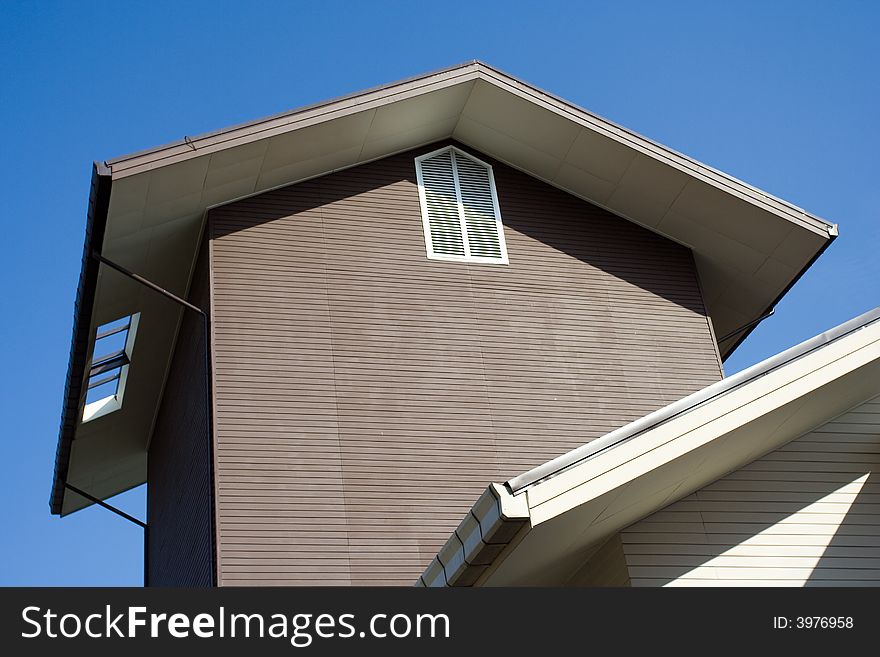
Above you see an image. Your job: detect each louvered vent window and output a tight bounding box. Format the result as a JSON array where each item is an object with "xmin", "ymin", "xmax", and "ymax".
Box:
[{"xmin": 415, "ymin": 146, "xmax": 509, "ymax": 264}]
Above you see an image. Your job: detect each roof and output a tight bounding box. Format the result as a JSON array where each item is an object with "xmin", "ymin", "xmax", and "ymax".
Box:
[
  {"xmin": 52, "ymin": 60, "xmax": 837, "ymax": 515},
  {"xmin": 418, "ymin": 306, "xmax": 880, "ymax": 586}
]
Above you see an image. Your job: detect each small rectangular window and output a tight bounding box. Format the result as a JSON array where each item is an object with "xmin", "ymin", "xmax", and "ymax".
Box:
[
  {"xmin": 83, "ymin": 313, "xmax": 139, "ymax": 423},
  {"xmin": 415, "ymin": 146, "xmax": 509, "ymax": 264}
]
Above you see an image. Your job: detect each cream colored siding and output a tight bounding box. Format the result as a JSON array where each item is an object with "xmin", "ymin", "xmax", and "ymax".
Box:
[
  {"xmin": 621, "ymin": 396, "xmax": 880, "ymax": 586},
  {"xmin": 568, "ymin": 534, "xmax": 631, "ymax": 586}
]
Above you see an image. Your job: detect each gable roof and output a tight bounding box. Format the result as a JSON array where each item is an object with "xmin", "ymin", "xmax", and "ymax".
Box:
[
  {"xmin": 52, "ymin": 60, "xmax": 837, "ymax": 515},
  {"xmin": 418, "ymin": 306, "xmax": 880, "ymax": 586}
]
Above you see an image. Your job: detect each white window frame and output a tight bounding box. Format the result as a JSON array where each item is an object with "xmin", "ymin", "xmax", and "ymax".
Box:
[
  {"xmin": 415, "ymin": 145, "xmax": 510, "ymax": 265},
  {"xmin": 82, "ymin": 313, "xmax": 140, "ymax": 423}
]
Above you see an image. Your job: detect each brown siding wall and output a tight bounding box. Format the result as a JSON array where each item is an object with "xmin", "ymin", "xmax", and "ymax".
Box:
[
  {"xmin": 147, "ymin": 243, "xmax": 213, "ymax": 587},
  {"xmin": 207, "ymin": 141, "xmax": 723, "ymax": 585}
]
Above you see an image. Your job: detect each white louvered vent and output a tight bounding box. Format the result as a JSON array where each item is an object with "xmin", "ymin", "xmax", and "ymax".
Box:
[{"xmin": 415, "ymin": 146, "xmax": 509, "ymax": 264}]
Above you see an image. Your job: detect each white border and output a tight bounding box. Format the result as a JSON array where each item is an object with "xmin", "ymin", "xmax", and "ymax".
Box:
[{"xmin": 415, "ymin": 145, "xmax": 510, "ymax": 265}]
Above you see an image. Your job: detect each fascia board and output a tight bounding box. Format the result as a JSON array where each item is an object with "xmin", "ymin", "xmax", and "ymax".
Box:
[{"xmin": 49, "ymin": 163, "xmax": 112, "ymax": 515}]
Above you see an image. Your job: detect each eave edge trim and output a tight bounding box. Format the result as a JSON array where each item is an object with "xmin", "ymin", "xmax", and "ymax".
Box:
[{"xmin": 50, "ymin": 163, "xmax": 112, "ymax": 515}]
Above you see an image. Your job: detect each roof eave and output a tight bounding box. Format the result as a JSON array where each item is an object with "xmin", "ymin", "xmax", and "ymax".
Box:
[
  {"xmin": 97, "ymin": 60, "xmax": 835, "ymax": 239},
  {"xmin": 720, "ymin": 224, "xmax": 839, "ymax": 359},
  {"xmin": 50, "ymin": 162, "xmax": 112, "ymax": 515},
  {"xmin": 103, "ymin": 60, "xmax": 486, "ymax": 170}
]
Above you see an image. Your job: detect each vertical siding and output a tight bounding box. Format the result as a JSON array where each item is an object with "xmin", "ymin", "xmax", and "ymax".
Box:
[
  {"xmin": 621, "ymin": 396, "xmax": 880, "ymax": 586},
  {"xmin": 208, "ymin": 141, "xmax": 723, "ymax": 586},
  {"xmin": 147, "ymin": 242, "xmax": 213, "ymax": 587}
]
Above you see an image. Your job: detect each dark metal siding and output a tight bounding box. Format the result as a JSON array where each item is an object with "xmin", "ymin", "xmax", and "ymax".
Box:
[
  {"xmin": 146, "ymin": 242, "xmax": 213, "ymax": 587},
  {"xmin": 207, "ymin": 142, "xmax": 723, "ymax": 585}
]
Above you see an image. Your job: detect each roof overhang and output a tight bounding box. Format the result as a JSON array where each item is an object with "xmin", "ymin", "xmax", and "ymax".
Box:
[
  {"xmin": 52, "ymin": 60, "xmax": 837, "ymax": 515},
  {"xmin": 419, "ymin": 306, "xmax": 880, "ymax": 586}
]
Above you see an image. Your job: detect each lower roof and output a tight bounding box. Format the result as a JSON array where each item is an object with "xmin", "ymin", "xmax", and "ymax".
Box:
[
  {"xmin": 52, "ymin": 60, "xmax": 837, "ymax": 516},
  {"xmin": 420, "ymin": 306, "xmax": 880, "ymax": 586}
]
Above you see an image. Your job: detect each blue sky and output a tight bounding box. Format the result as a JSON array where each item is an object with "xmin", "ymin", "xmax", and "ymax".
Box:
[{"xmin": 0, "ymin": 1, "xmax": 877, "ymax": 585}]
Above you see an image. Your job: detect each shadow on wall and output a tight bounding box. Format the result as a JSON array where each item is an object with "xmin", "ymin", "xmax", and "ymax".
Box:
[
  {"xmin": 209, "ymin": 139, "xmax": 710, "ymax": 320},
  {"xmin": 806, "ymin": 471, "xmax": 878, "ymax": 586},
  {"xmin": 202, "ymin": 138, "xmax": 728, "ymax": 584},
  {"xmin": 619, "ymin": 406, "xmax": 880, "ymax": 587}
]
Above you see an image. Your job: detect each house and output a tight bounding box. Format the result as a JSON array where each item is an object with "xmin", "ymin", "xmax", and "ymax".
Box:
[{"xmin": 51, "ymin": 62, "xmax": 873, "ymax": 587}]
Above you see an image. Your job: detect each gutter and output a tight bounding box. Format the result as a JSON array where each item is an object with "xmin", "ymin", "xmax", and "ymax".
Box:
[
  {"xmin": 49, "ymin": 162, "xmax": 112, "ymax": 515},
  {"xmin": 506, "ymin": 303, "xmax": 880, "ymax": 495},
  {"xmin": 417, "ymin": 484, "xmax": 529, "ymax": 587}
]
